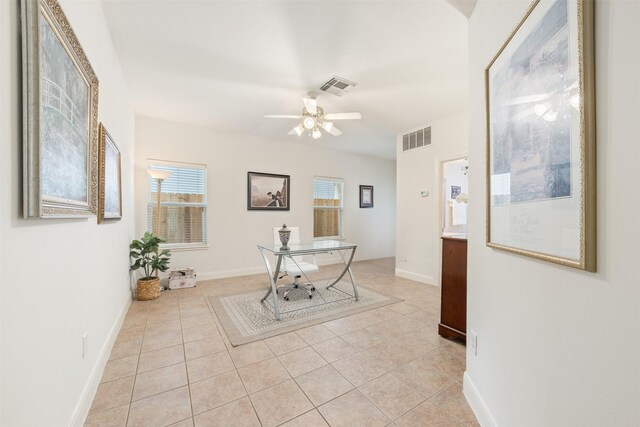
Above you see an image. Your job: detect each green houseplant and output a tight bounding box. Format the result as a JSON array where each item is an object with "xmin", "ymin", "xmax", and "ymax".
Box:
[{"xmin": 129, "ymin": 231, "xmax": 171, "ymax": 300}]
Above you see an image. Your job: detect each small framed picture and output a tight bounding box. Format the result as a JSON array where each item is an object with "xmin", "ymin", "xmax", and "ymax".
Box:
[
  {"xmin": 451, "ymin": 186, "xmax": 461, "ymax": 200},
  {"xmin": 98, "ymin": 124, "xmax": 122, "ymax": 223},
  {"xmin": 359, "ymin": 185, "xmax": 374, "ymax": 208},
  {"xmin": 247, "ymin": 172, "xmax": 290, "ymax": 211}
]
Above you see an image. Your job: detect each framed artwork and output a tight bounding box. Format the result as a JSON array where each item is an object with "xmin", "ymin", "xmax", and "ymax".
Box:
[
  {"xmin": 359, "ymin": 185, "xmax": 374, "ymax": 208},
  {"xmin": 451, "ymin": 186, "xmax": 462, "ymax": 200},
  {"xmin": 247, "ymin": 172, "xmax": 290, "ymax": 211},
  {"xmin": 21, "ymin": 0, "xmax": 100, "ymax": 218},
  {"xmin": 485, "ymin": 0, "xmax": 596, "ymax": 271},
  {"xmin": 98, "ymin": 124, "xmax": 122, "ymax": 223}
]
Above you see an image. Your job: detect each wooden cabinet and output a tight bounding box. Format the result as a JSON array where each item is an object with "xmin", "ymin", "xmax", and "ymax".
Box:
[{"xmin": 438, "ymin": 237, "xmax": 467, "ymax": 342}]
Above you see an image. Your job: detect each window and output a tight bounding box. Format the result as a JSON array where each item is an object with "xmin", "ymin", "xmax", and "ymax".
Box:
[
  {"xmin": 147, "ymin": 160, "xmax": 207, "ymax": 248},
  {"xmin": 313, "ymin": 177, "xmax": 344, "ymax": 238}
]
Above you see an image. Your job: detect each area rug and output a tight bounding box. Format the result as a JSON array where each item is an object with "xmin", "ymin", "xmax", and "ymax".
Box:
[{"xmin": 209, "ymin": 280, "xmax": 401, "ymax": 346}]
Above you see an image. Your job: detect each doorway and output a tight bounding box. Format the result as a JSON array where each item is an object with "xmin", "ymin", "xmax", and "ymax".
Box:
[{"xmin": 441, "ymin": 157, "xmax": 468, "ymax": 237}]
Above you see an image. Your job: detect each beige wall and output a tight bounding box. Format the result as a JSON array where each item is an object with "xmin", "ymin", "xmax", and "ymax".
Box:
[
  {"xmin": 0, "ymin": 1, "xmax": 135, "ymax": 425},
  {"xmin": 465, "ymin": 1, "xmax": 640, "ymax": 425},
  {"xmin": 395, "ymin": 111, "xmax": 469, "ymax": 285},
  {"xmin": 134, "ymin": 116, "xmax": 397, "ymax": 280}
]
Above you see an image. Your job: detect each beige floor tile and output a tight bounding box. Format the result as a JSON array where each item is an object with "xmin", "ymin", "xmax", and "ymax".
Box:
[
  {"xmin": 84, "ymin": 404, "xmax": 129, "ymax": 427},
  {"xmin": 439, "ymin": 339, "xmax": 466, "ymax": 359},
  {"xmin": 184, "ymin": 335, "xmax": 227, "ymax": 361},
  {"xmin": 393, "ymin": 357, "xmax": 455, "ymax": 398},
  {"xmin": 182, "ymin": 324, "xmax": 220, "ymax": 343},
  {"xmin": 132, "ymin": 362, "xmax": 188, "ymax": 401},
  {"xmin": 229, "ymin": 340, "xmax": 274, "ymax": 368},
  {"xmin": 249, "ymin": 380, "xmax": 313, "ymax": 427},
  {"xmin": 190, "ymin": 370, "xmax": 247, "ymax": 415},
  {"xmin": 181, "ymin": 306, "xmax": 211, "ymax": 319},
  {"xmin": 180, "ymin": 314, "xmax": 214, "ymax": 330},
  {"xmin": 168, "ymin": 418, "xmax": 194, "ymax": 427},
  {"xmin": 138, "ymin": 344, "xmax": 185, "ymax": 374},
  {"xmin": 294, "ymin": 364, "xmax": 353, "ymax": 406},
  {"xmin": 295, "ymin": 324, "xmax": 337, "ymax": 345},
  {"xmin": 429, "ymin": 384, "xmax": 478, "ymax": 425},
  {"xmin": 362, "ymin": 340, "xmax": 418, "ymax": 371},
  {"xmin": 121, "ymin": 314, "xmax": 147, "ymax": 330},
  {"xmin": 109, "ymin": 338, "xmax": 142, "ymax": 361},
  {"xmin": 101, "ymin": 356, "xmax": 138, "ymax": 383},
  {"xmin": 148, "ymin": 310, "xmax": 181, "ymax": 323},
  {"xmin": 420, "ymin": 348, "xmax": 466, "ymax": 379},
  {"xmin": 237, "ymin": 357, "xmax": 291, "ymax": 394},
  {"xmin": 317, "ymin": 389, "xmax": 390, "ymax": 427},
  {"xmin": 277, "ymin": 346, "xmax": 327, "ymax": 377},
  {"xmin": 331, "ymin": 352, "xmax": 387, "ymax": 387},
  {"xmin": 340, "ymin": 328, "xmax": 383, "ymax": 351},
  {"xmin": 322, "ymin": 317, "xmax": 362, "ymax": 336},
  {"xmin": 264, "ymin": 332, "xmax": 308, "ymax": 356},
  {"xmin": 388, "ymin": 301, "xmax": 422, "ymax": 315},
  {"xmin": 90, "ymin": 376, "xmax": 134, "ymax": 414},
  {"xmin": 142, "ymin": 329, "xmax": 183, "ymax": 353},
  {"xmin": 193, "ymin": 396, "xmax": 260, "ymax": 427},
  {"xmin": 280, "ymin": 409, "xmax": 329, "ymax": 427},
  {"xmin": 395, "ymin": 402, "xmax": 462, "ymax": 427},
  {"xmin": 359, "ymin": 373, "xmax": 425, "ymax": 420},
  {"xmin": 311, "ymin": 337, "xmax": 358, "ymax": 363},
  {"xmin": 116, "ymin": 326, "xmax": 145, "ymax": 344},
  {"xmin": 145, "ymin": 321, "xmax": 182, "ymax": 336},
  {"xmin": 186, "ymin": 351, "xmax": 235, "ymax": 383},
  {"xmin": 127, "ymin": 386, "xmax": 192, "ymax": 427}
]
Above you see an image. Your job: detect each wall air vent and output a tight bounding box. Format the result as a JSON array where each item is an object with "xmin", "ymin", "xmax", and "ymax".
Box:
[
  {"xmin": 320, "ymin": 76, "xmax": 358, "ymax": 97},
  {"xmin": 402, "ymin": 126, "xmax": 432, "ymax": 152}
]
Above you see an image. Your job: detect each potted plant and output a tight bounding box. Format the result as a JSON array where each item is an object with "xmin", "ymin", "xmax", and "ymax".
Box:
[{"xmin": 129, "ymin": 231, "xmax": 171, "ymax": 300}]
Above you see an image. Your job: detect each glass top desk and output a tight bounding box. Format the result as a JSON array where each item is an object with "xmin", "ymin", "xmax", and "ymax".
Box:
[{"xmin": 257, "ymin": 240, "xmax": 359, "ymax": 320}]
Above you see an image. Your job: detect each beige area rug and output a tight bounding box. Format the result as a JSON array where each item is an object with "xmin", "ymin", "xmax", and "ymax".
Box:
[{"xmin": 209, "ymin": 280, "xmax": 402, "ymax": 346}]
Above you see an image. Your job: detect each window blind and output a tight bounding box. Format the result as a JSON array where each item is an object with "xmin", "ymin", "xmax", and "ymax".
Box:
[
  {"xmin": 147, "ymin": 161, "xmax": 207, "ymax": 246},
  {"xmin": 313, "ymin": 177, "xmax": 343, "ymax": 238}
]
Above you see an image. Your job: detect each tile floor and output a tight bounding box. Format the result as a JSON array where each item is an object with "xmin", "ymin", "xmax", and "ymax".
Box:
[{"xmin": 85, "ymin": 258, "xmax": 478, "ymax": 426}]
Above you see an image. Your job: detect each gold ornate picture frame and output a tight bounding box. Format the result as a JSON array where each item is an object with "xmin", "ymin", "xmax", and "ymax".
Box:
[
  {"xmin": 98, "ymin": 124, "xmax": 122, "ymax": 223},
  {"xmin": 485, "ymin": 0, "xmax": 596, "ymax": 271},
  {"xmin": 22, "ymin": 0, "xmax": 99, "ymax": 218}
]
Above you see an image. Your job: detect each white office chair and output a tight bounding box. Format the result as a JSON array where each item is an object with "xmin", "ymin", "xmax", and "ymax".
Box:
[{"xmin": 272, "ymin": 226, "xmax": 319, "ymax": 300}]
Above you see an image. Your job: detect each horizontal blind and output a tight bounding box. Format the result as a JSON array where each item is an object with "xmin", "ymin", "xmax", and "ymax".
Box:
[
  {"xmin": 147, "ymin": 161, "xmax": 207, "ymax": 245},
  {"xmin": 313, "ymin": 177, "xmax": 343, "ymax": 238}
]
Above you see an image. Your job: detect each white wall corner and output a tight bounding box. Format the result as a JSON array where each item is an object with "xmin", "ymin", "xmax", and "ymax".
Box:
[
  {"xmin": 463, "ymin": 372, "xmax": 498, "ymax": 427},
  {"xmin": 394, "ymin": 268, "xmax": 437, "ymax": 286},
  {"xmin": 70, "ymin": 296, "xmax": 131, "ymax": 427}
]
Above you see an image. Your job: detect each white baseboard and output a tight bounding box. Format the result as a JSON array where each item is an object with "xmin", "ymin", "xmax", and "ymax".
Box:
[
  {"xmin": 395, "ymin": 268, "xmax": 436, "ymax": 286},
  {"xmin": 70, "ymin": 296, "xmax": 131, "ymax": 427},
  {"xmin": 463, "ymin": 371, "xmax": 498, "ymax": 427}
]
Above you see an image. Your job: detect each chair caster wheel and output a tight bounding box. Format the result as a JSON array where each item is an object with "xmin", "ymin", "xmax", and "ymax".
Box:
[
  {"xmin": 284, "ymin": 296, "xmax": 289, "ymax": 301},
  {"xmin": 294, "ymin": 284, "xmax": 298, "ymax": 288},
  {"xmin": 310, "ymin": 287, "xmax": 316, "ymax": 291},
  {"xmin": 308, "ymin": 295, "xmax": 312, "ymax": 299}
]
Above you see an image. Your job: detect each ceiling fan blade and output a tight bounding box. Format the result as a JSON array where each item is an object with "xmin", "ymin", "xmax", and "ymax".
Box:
[
  {"xmin": 303, "ymin": 97, "xmax": 317, "ymax": 115},
  {"xmin": 264, "ymin": 115, "xmax": 302, "ymax": 119},
  {"xmin": 324, "ymin": 112, "xmax": 361, "ymax": 120},
  {"xmin": 287, "ymin": 124, "xmax": 304, "ymax": 136},
  {"xmin": 327, "ymin": 125, "xmax": 342, "ymax": 136}
]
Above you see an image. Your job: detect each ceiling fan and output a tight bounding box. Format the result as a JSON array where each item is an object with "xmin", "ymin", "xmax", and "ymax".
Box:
[{"xmin": 264, "ymin": 96, "xmax": 361, "ymax": 139}]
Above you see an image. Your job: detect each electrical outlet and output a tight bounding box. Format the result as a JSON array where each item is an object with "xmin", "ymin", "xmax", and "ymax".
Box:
[
  {"xmin": 470, "ymin": 330, "xmax": 478, "ymax": 356},
  {"xmin": 82, "ymin": 332, "xmax": 88, "ymax": 358}
]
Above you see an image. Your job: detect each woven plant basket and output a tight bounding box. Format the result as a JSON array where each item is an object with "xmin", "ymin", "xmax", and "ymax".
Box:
[{"xmin": 137, "ymin": 277, "xmax": 161, "ymax": 301}]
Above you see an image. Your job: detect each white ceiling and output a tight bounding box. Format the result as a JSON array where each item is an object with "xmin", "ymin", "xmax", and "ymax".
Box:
[{"xmin": 102, "ymin": 0, "xmax": 469, "ymax": 159}]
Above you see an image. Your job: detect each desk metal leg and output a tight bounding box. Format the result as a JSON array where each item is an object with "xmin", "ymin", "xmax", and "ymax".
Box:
[
  {"xmin": 326, "ymin": 247, "xmax": 359, "ymax": 301},
  {"xmin": 259, "ymin": 250, "xmax": 282, "ymax": 320}
]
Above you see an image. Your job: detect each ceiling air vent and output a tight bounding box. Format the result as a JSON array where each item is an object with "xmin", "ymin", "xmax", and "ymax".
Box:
[
  {"xmin": 402, "ymin": 126, "xmax": 432, "ymax": 152},
  {"xmin": 320, "ymin": 76, "xmax": 357, "ymax": 97}
]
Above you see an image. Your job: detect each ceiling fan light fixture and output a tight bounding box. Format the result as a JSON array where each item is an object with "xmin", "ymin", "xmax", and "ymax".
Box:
[
  {"xmin": 303, "ymin": 117, "xmax": 316, "ymax": 130},
  {"xmin": 293, "ymin": 124, "xmax": 304, "ymax": 136},
  {"xmin": 321, "ymin": 121, "xmax": 333, "ymax": 132},
  {"xmin": 311, "ymin": 128, "xmax": 322, "ymax": 139}
]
